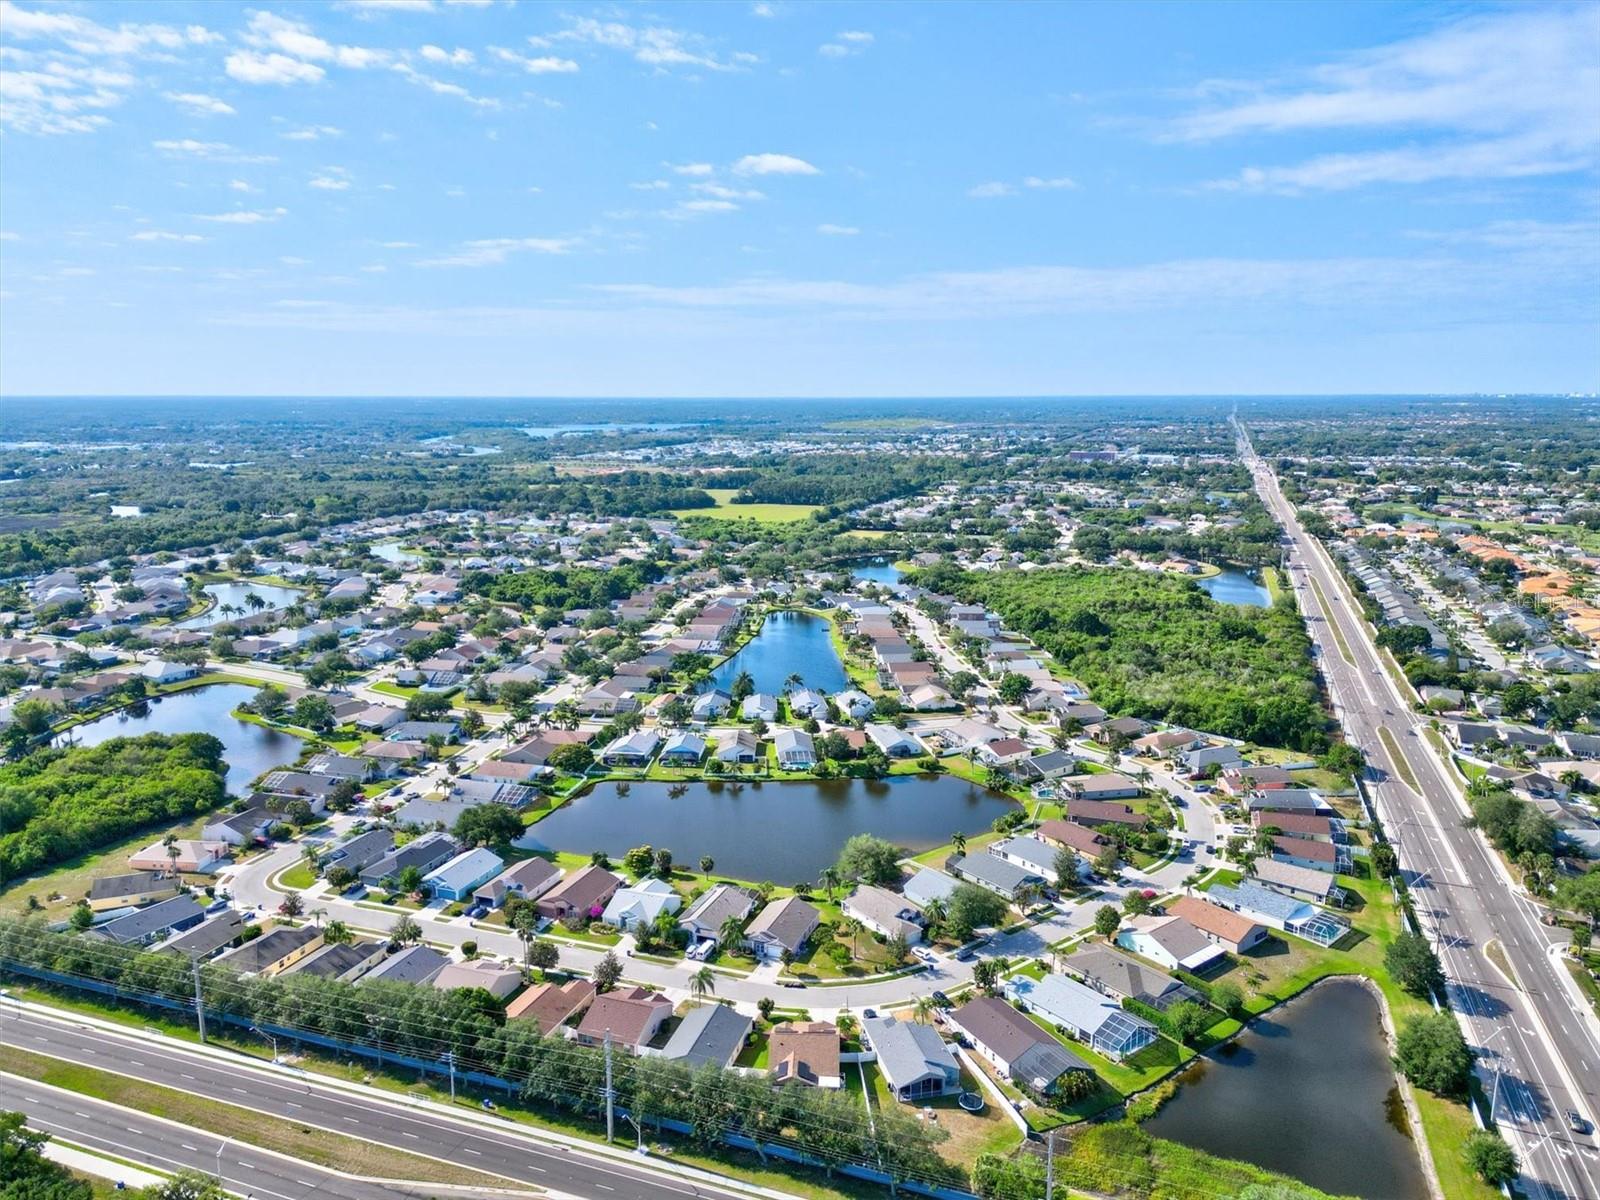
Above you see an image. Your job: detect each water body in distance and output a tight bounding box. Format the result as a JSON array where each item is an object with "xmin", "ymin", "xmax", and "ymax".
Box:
[
  {"xmin": 1197, "ymin": 568, "xmax": 1271, "ymax": 608},
  {"xmin": 62, "ymin": 684, "xmax": 304, "ymax": 795},
  {"xmin": 706, "ymin": 610, "xmax": 849, "ymax": 696},
  {"xmin": 524, "ymin": 775, "xmax": 1015, "ymax": 881},
  {"xmin": 177, "ymin": 581, "xmax": 303, "ymax": 629}
]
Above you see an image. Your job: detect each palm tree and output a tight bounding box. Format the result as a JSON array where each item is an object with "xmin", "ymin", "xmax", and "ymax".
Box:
[
  {"xmin": 323, "ymin": 920, "xmax": 352, "ymax": 945},
  {"xmin": 689, "ymin": 966, "xmax": 717, "ymax": 1006},
  {"xmin": 650, "ymin": 906, "xmax": 679, "ymax": 951},
  {"xmin": 162, "ymin": 832, "xmax": 182, "ymax": 878},
  {"xmin": 514, "ymin": 907, "xmax": 539, "ymax": 974},
  {"xmin": 951, "ymin": 831, "xmax": 967, "ymax": 857},
  {"xmin": 835, "ymin": 1011, "xmax": 858, "ymax": 1040},
  {"xmin": 921, "ymin": 897, "xmax": 946, "ymax": 939},
  {"xmin": 301, "ymin": 843, "xmax": 322, "ymax": 871},
  {"xmin": 309, "ymin": 907, "xmax": 327, "ymax": 928},
  {"xmin": 245, "ymin": 591, "xmax": 267, "ymax": 613},
  {"xmin": 843, "ymin": 917, "xmax": 863, "ymax": 957},
  {"xmin": 699, "ymin": 855, "xmax": 715, "ymax": 879},
  {"xmin": 784, "ymin": 672, "xmax": 804, "ymax": 693},
  {"xmin": 912, "ymin": 996, "xmax": 937, "ymax": 1025},
  {"xmin": 718, "ymin": 914, "xmax": 747, "ymax": 956},
  {"xmin": 817, "ymin": 867, "xmax": 841, "ymax": 904}
]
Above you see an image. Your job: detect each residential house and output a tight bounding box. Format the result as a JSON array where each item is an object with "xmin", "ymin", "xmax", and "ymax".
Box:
[
  {"xmin": 842, "ymin": 886, "xmax": 924, "ymax": 946},
  {"xmin": 92, "ymin": 895, "xmax": 205, "ymax": 946},
  {"xmin": 861, "ymin": 1015, "xmax": 960, "ymax": 1102},
  {"xmin": 946, "ymin": 997, "xmax": 1087, "ymax": 1097},
  {"xmin": 774, "ymin": 728, "xmax": 817, "ymax": 770},
  {"xmin": 1178, "ymin": 743, "xmax": 1245, "ymax": 775},
  {"xmin": 769, "ymin": 1021, "xmax": 842, "ymax": 1088},
  {"xmin": 1203, "ymin": 880, "xmax": 1349, "ymax": 948},
  {"xmin": 432, "ymin": 958, "xmax": 522, "ymax": 1000},
  {"xmin": 321, "ymin": 828, "xmax": 396, "ymax": 877},
  {"xmin": 86, "ymin": 872, "xmax": 179, "ymax": 913},
  {"xmin": 574, "ymin": 987, "xmax": 673, "ymax": 1053},
  {"xmin": 600, "ymin": 730, "xmax": 660, "ymax": 767},
  {"xmin": 1062, "ymin": 945, "xmax": 1196, "ymax": 1011},
  {"xmin": 991, "ymin": 834, "xmax": 1072, "ymax": 882},
  {"xmin": 741, "ymin": 693, "xmax": 778, "ymax": 722},
  {"xmin": 661, "ymin": 1003, "xmax": 753, "ymax": 1070},
  {"xmin": 127, "ymin": 839, "xmax": 231, "ymax": 875},
  {"xmin": 424, "ymin": 848, "xmax": 506, "ymax": 902},
  {"xmin": 536, "ymin": 865, "xmax": 622, "ymax": 921},
  {"xmin": 1064, "ymin": 775, "xmax": 1142, "ymax": 802},
  {"xmin": 948, "ymin": 853, "xmax": 1042, "ymax": 903},
  {"xmin": 602, "ymin": 877, "xmax": 682, "ymax": 932},
  {"xmin": 678, "ymin": 884, "xmax": 755, "ymax": 945},
  {"xmin": 787, "ymin": 688, "xmax": 829, "ymax": 719},
  {"xmin": 659, "ymin": 731, "xmax": 707, "ymax": 765},
  {"xmin": 1249, "ymin": 858, "xmax": 1342, "ymax": 906},
  {"xmin": 1036, "ymin": 819, "xmax": 1111, "ymax": 861},
  {"xmin": 1168, "ymin": 895, "xmax": 1269, "ymax": 953},
  {"xmin": 360, "ymin": 831, "xmax": 460, "ymax": 889},
  {"xmin": 506, "ymin": 979, "xmax": 595, "ymax": 1034},
  {"xmin": 1116, "ymin": 913, "xmax": 1227, "ymax": 973},
  {"xmin": 474, "ymin": 858, "xmax": 561, "ymax": 909},
  {"xmin": 865, "ymin": 724, "xmax": 924, "ymax": 758},
  {"xmin": 1087, "ymin": 717, "xmax": 1150, "ymax": 745},
  {"xmin": 834, "ymin": 690, "xmax": 875, "ymax": 720},
  {"xmin": 159, "ymin": 911, "xmax": 246, "ymax": 961},
  {"xmin": 1003, "ymin": 973, "xmax": 1159, "ymax": 1062},
  {"xmin": 501, "ymin": 731, "xmax": 591, "ymax": 767},
  {"xmin": 743, "ymin": 896, "xmax": 819, "ymax": 961},
  {"xmin": 715, "ymin": 729, "xmax": 760, "ymax": 764},
  {"xmin": 901, "ymin": 867, "xmax": 959, "ymax": 912},
  {"xmin": 214, "ymin": 925, "xmax": 323, "ymax": 977},
  {"xmin": 362, "ymin": 945, "xmax": 449, "ymax": 985}
]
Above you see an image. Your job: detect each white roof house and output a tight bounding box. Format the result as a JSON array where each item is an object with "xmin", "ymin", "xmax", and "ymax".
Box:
[
  {"xmin": 741, "ymin": 693, "xmax": 778, "ymax": 721},
  {"xmin": 774, "ymin": 728, "xmax": 817, "ymax": 769},
  {"xmin": 865, "ymin": 724, "xmax": 924, "ymax": 757},
  {"xmin": 601, "ymin": 876, "xmax": 681, "ymax": 931},
  {"xmin": 1003, "ymin": 973, "xmax": 1158, "ymax": 1061}
]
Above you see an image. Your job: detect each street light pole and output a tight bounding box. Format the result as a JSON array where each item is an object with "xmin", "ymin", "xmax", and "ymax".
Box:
[{"xmin": 215, "ymin": 1134, "xmax": 232, "ymax": 1181}]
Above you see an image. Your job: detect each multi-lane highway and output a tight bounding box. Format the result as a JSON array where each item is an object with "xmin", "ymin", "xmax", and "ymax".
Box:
[
  {"xmin": 1239, "ymin": 422, "xmax": 1600, "ymax": 1200},
  {"xmin": 0, "ymin": 1002, "xmax": 787, "ymax": 1200}
]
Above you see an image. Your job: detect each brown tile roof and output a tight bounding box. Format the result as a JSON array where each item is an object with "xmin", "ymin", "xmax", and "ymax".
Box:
[
  {"xmin": 1169, "ymin": 896, "xmax": 1262, "ymax": 946},
  {"xmin": 505, "ymin": 979, "xmax": 595, "ymax": 1032},
  {"xmin": 1037, "ymin": 819, "xmax": 1107, "ymax": 857},
  {"xmin": 769, "ymin": 1021, "xmax": 840, "ymax": 1085},
  {"xmin": 576, "ymin": 988, "xmax": 671, "ymax": 1046}
]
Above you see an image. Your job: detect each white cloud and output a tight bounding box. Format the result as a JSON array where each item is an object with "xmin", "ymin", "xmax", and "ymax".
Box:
[
  {"xmin": 732, "ymin": 153, "xmax": 818, "ymax": 176},
  {"xmin": 381, "ymin": 240, "xmax": 417, "ymax": 248},
  {"xmin": 225, "ymin": 51, "xmax": 326, "ymax": 86},
  {"xmin": 392, "ymin": 62, "xmax": 499, "ymax": 106},
  {"xmin": 1, "ymin": 61, "xmax": 134, "ymax": 135},
  {"xmin": 536, "ymin": 15, "xmax": 751, "ymax": 73},
  {"xmin": 630, "ymin": 180, "xmax": 671, "ymax": 190},
  {"xmin": 692, "ymin": 182, "xmax": 764, "ymax": 200},
  {"xmin": 309, "ymin": 168, "xmax": 353, "ymax": 190},
  {"xmin": 0, "ymin": 2, "xmax": 217, "ymax": 57},
  {"xmin": 820, "ymin": 29, "xmax": 873, "ymax": 57},
  {"xmin": 416, "ymin": 236, "xmax": 577, "ymax": 267},
  {"xmin": 153, "ymin": 139, "xmax": 278, "ymax": 163},
  {"xmin": 165, "ymin": 92, "xmax": 235, "ymax": 116},
  {"xmin": 664, "ymin": 198, "xmax": 740, "ymax": 219},
  {"xmin": 0, "ymin": 232, "xmax": 19, "ymax": 241},
  {"xmin": 670, "ymin": 162, "xmax": 714, "ymax": 176},
  {"xmin": 751, "ymin": 2, "xmax": 777, "ymax": 17},
  {"xmin": 229, "ymin": 179, "xmax": 258, "ymax": 192},
  {"xmin": 817, "ymin": 223, "xmax": 859, "ymax": 236},
  {"xmin": 1024, "ymin": 175, "xmax": 1078, "ymax": 191},
  {"xmin": 490, "ymin": 47, "xmax": 579, "ymax": 73},
  {"xmin": 1176, "ymin": 5, "xmax": 1600, "ymax": 191},
  {"xmin": 967, "ymin": 181, "xmax": 1014, "ymax": 198},
  {"xmin": 421, "ymin": 44, "xmax": 475, "ymax": 66},
  {"xmin": 344, "ymin": 0, "xmax": 437, "ymax": 10},
  {"xmin": 195, "ymin": 207, "xmax": 289, "ymax": 224},
  {"xmin": 282, "ymin": 124, "xmax": 342, "ymax": 141},
  {"xmin": 131, "ymin": 230, "xmax": 206, "ymax": 242}
]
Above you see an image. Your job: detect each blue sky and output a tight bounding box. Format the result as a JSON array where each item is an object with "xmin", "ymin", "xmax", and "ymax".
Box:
[{"xmin": 0, "ymin": 0, "xmax": 1595, "ymax": 396}]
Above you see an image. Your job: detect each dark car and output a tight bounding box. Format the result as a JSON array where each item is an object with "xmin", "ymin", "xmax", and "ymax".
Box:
[
  {"xmin": 1569, "ymin": 1110, "xmax": 1592, "ymax": 1135},
  {"xmin": 931, "ymin": 990, "xmax": 951, "ymax": 1008}
]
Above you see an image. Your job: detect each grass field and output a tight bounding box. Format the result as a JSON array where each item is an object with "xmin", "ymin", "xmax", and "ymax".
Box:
[
  {"xmin": 0, "ymin": 812, "xmax": 220, "ymax": 918},
  {"xmin": 670, "ymin": 488, "xmax": 821, "ymax": 524}
]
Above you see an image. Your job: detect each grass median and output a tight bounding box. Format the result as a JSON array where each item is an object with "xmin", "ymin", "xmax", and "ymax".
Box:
[
  {"xmin": 1378, "ymin": 727, "xmax": 1419, "ymax": 792},
  {"xmin": 1308, "ymin": 575, "xmax": 1356, "ymax": 666},
  {"xmin": 0, "ymin": 1042, "xmax": 516, "ymax": 1190}
]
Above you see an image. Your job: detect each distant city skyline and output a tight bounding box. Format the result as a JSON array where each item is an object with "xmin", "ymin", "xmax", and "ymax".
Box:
[{"xmin": 1, "ymin": 0, "xmax": 1595, "ymax": 396}]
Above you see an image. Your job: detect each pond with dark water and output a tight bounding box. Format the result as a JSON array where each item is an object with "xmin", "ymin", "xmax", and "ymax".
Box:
[
  {"xmin": 177, "ymin": 581, "xmax": 303, "ymax": 629},
  {"xmin": 1144, "ymin": 978, "xmax": 1427, "ymax": 1199},
  {"xmin": 61, "ymin": 684, "xmax": 305, "ymax": 796},
  {"xmin": 1197, "ymin": 568, "xmax": 1271, "ymax": 608},
  {"xmin": 522, "ymin": 775, "xmax": 1015, "ymax": 881}
]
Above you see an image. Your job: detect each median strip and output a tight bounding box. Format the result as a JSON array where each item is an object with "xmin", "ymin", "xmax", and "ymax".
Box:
[
  {"xmin": 1307, "ymin": 575, "xmax": 1356, "ymax": 666},
  {"xmin": 0, "ymin": 1044, "xmax": 515, "ymax": 1190},
  {"xmin": 1378, "ymin": 727, "xmax": 1419, "ymax": 792}
]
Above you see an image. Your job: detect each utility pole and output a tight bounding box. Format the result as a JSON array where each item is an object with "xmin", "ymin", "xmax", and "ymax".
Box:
[
  {"xmin": 603, "ymin": 1029, "xmax": 615, "ymax": 1144},
  {"xmin": 190, "ymin": 954, "xmax": 207, "ymax": 1044},
  {"xmin": 444, "ymin": 1051, "xmax": 456, "ymax": 1102},
  {"xmin": 1045, "ymin": 1129, "xmax": 1055, "ymax": 1200}
]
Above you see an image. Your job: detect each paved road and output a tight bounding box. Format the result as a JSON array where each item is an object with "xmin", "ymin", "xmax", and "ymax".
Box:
[
  {"xmin": 1240, "ymin": 422, "xmax": 1600, "ymax": 1200},
  {"xmin": 9, "ymin": 1072, "xmax": 450, "ymax": 1200},
  {"xmin": 0, "ymin": 1004, "xmax": 783, "ymax": 1200}
]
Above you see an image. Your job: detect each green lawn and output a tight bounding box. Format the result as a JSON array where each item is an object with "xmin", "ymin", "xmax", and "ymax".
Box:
[
  {"xmin": 671, "ymin": 488, "xmax": 821, "ymax": 524},
  {"xmin": 0, "ymin": 811, "xmax": 219, "ymax": 918}
]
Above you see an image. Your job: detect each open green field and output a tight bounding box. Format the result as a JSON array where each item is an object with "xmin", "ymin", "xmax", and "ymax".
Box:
[
  {"xmin": 0, "ymin": 812, "xmax": 219, "ymax": 918},
  {"xmin": 671, "ymin": 488, "xmax": 821, "ymax": 524}
]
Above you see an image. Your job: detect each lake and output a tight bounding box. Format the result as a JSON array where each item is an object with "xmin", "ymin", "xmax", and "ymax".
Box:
[
  {"xmin": 706, "ymin": 610, "xmax": 849, "ymax": 696},
  {"xmin": 1197, "ymin": 568, "xmax": 1271, "ymax": 608},
  {"xmin": 849, "ymin": 559, "xmax": 903, "ymax": 586},
  {"xmin": 522, "ymin": 775, "xmax": 1016, "ymax": 880},
  {"xmin": 177, "ymin": 581, "xmax": 303, "ymax": 629},
  {"xmin": 371, "ymin": 541, "xmax": 425, "ymax": 566},
  {"xmin": 1144, "ymin": 978, "xmax": 1427, "ymax": 1200},
  {"xmin": 61, "ymin": 684, "xmax": 304, "ymax": 796}
]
